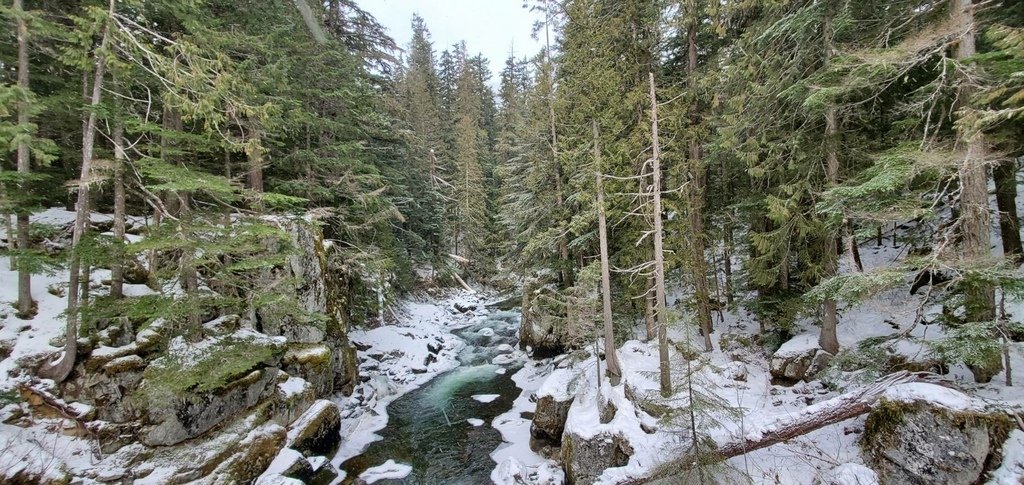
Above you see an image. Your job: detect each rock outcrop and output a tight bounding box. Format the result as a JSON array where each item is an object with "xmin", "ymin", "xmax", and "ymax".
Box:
[
  {"xmin": 561, "ymin": 431, "xmax": 633, "ymax": 485},
  {"xmin": 531, "ymin": 394, "xmax": 574, "ymax": 446},
  {"xmin": 140, "ymin": 331, "xmax": 287, "ymax": 446},
  {"xmin": 287, "ymin": 400, "xmax": 342, "ymax": 457},
  {"xmin": 259, "ymin": 219, "xmax": 358, "ymax": 395},
  {"xmin": 862, "ymin": 398, "xmax": 1014, "ymax": 485}
]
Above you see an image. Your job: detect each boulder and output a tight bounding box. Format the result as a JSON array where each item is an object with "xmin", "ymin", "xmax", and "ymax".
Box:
[
  {"xmin": 288, "ymin": 400, "xmax": 342, "ymax": 457},
  {"xmin": 862, "ymin": 399, "xmax": 1014, "ymax": 485},
  {"xmin": 561, "ymin": 431, "xmax": 633, "ymax": 485},
  {"xmin": 214, "ymin": 424, "xmax": 288, "ymax": 484},
  {"xmin": 531, "ymin": 394, "xmax": 575, "ymax": 446},
  {"xmin": 144, "ymin": 367, "xmax": 281, "ymax": 446},
  {"xmin": 282, "ymin": 345, "xmax": 333, "ymax": 396},
  {"xmin": 139, "ymin": 331, "xmax": 287, "ymax": 446},
  {"xmin": 770, "ymin": 334, "xmax": 831, "ymax": 382}
]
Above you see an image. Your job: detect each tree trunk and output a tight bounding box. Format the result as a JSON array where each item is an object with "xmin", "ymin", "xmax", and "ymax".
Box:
[
  {"xmin": 594, "ymin": 120, "xmax": 622, "ymax": 385},
  {"xmin": 110, "ymin": 122, "xmax": 126, "ymax": 299},
  {"xmin": 723, "ymin": 221, "xmax": 734, "ymax": 306},
  {"xmin": 645, "ymin": 274, "xmax": 656, "ymax": 342},
  {"xmin": 685, "ymin": 22, "xmax": 713, "ymax": 353},
  {"xmin": 952, "ymin": 0, "xmax": 999, "ymax": 382},
  {"xmin": 247, "ymin": 126, "xmax": 265, "ymax": 197},
  {"xmin": 994, "ymin": 158, "xmax": 1021, "ymax": 265},
  {"xmin": 846, "ymin": 219, "xmax": 864, "ymax": 272},
  {"xmin": 819, "ymin": 12, "xmax": 841, "ymax": 356},
  {"xmin": 15, "ymin": 0, "xmax": 32, "ymax": 318},
  {"xmin": 650, "ymin": 72, "xmax": 672, "ymax": 397},
  {"xmin": 38, "ymin": 0, "xmax": 114, "ymax": 382},
  {"xmin": 544, "ymin": 15, "xmax": 571, "ymax": 290}
]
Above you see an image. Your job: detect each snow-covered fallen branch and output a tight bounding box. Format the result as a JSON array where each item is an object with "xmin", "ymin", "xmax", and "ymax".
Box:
[{"xmin": 626, "ymin": 371, "xmax": 950, "ymax": 483}]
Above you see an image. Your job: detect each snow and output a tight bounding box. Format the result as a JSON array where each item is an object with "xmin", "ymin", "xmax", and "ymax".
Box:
[
  {"xmin": 358, "ymin": 459, "xmax": 412, "ymax": 483},
  {"xmin": 818, "ymin": 463, "xmax": 879, "ymax": 485},
  {"xmin": 328, "ymin": 292, "xmax": 484, "ymax": 470},
  {"xmin": 883, "ymin": 382, "xmax": 979, "ymax": 411},
  {"xmin": 989, "ymin": 430, "xmax": 1024, "ymax": 485},
  {"xmin": 278, "ymin": 376, "xmax": 311, "ymax": 398},
  {"xmin": 467, "ymin": 418, "xmax": 485, "ymax": 426},
  {"xmin": 774, "ymin": 333, "xmax": 820, "ymax": 357},
  {"xmin": 490, "ymin": 359, "xmax": 564, "ymax": 484},
  {"xmin": 472, "ymin": 394, "xmax": 501, "ymax": 403}
]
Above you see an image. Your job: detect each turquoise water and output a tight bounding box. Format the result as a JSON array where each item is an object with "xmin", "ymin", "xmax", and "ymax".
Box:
[{"xmin": 340, "ymin": 311, "xmax": 522, "ymax": 484}]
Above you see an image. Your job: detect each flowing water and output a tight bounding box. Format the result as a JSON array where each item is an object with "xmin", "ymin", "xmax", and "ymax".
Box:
[{"xmin": 340, "ymin": 309, "xmax": 523, "ymax": 484}]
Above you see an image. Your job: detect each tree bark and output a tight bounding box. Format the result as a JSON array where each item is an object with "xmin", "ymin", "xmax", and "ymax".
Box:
[
  {"xmin": 819, "ymin": 12, "xmax": 841, "ymax": 356},
  {"xmin": 15, "ymin": 0, "xmax": 32, "ymax": 318},
  {"xmin": 645, "ymin": 274, "xmax": 656, "ymax": 342},
  {"xmin": 649, "ymin": 72, "xmax": 672, "ymax": 397},
  {"xmin": 38, "ymin": 0, "xmax": 114, "ymax": 382},
  {"xmin": 110, "ymin": 122, "xmax": 126, "ymax": 299},
  {"xmin": 594, "ymin": 120, "xmax": 622, "ymax": 385},
  {"xmin": 994, "ymin": 158, "xmax": 1021, "ymax": 265},
  {"xmin": 952, "ymin": 0, "xmax": 999, "ymax": 382},
  {"xmin": 686, "ymin": 21, "xmax": 714, "ymax": 353}
]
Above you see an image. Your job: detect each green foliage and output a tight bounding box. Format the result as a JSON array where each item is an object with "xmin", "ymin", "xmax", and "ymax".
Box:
[
  {"xmin": 805, "ymin": 270, "xmax": 905, "ymax": 305},
  {"xmin": 930, "ymin": 321, "xmax": 1004, "ymax": 371},
  {"xmin": 139, "ymin": 332, "xmax": 284, "ymax": 402}
]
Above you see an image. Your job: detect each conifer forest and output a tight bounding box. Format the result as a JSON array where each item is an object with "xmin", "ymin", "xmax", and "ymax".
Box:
[{"xmin": 2, "ymin": 1, "xmax": 1024, "ymax": 484}]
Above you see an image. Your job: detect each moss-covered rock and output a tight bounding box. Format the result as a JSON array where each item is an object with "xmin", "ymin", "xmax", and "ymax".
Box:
[
  {"xmin": 862, "ymin": 399, "xmax": 1014, "ymax": 485},
  {"xmin": 283, "ymin": 345, "xmax": 332, "ymax": 396},
  {"xmin": 139, "ymin": 330, "xmax": 287, "ymax": 446}
]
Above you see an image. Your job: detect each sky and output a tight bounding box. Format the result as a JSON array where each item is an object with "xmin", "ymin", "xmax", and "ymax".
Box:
[{"xmin": 359, "ymin": 0, "xmax": 545, "ymax": 83}]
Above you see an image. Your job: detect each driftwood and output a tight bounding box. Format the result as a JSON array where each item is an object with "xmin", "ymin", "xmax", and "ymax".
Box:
[{"xmin": 626, "ymin": 371, "xmax": 946, "ymax": 483}]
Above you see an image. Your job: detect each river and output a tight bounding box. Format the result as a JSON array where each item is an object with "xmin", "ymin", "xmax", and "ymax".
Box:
[{"xmin": 339, "ymin": 308, "xmax": 524, "ymax": 484}]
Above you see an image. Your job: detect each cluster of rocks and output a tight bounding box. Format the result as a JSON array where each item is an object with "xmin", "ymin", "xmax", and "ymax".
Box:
[{"xmin": 6, "ymin": 220, "xmax": 360, "ymax": 483}]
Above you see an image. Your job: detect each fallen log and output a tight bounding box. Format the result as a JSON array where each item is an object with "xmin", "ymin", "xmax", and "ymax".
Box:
[{"xmin": 624, "ymin": 371, "xmax": 949, "ymax": 483}]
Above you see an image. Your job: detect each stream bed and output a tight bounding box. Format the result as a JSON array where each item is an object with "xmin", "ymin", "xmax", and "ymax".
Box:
[{"xmin": 339, "ymin": 309, "xmax": 524, "ymax": 484}]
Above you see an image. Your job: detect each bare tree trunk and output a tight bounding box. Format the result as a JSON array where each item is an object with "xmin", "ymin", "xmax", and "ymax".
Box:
[
  {"xmin": 819, "ymin": 12, "xmax": 841, "ymax": 356},
  {"xmin": 723, "ymin": 221, "xmax": 734, "ymax": 306},
  {"xmin": 845, "ymin": 219, "xmax": 864, "ymax": 272},
  {"xmin": 994, "ymin": 158, "xmax": 1022, "ymax": 265},
  {"xmin": 650, "ymin": 72, "xmax": 672, "ymax": 397},
  {"xmin": 594, "ymin": 120, "xmax": 622, "ymax": 385},
  {"xmin": 38, "ymin": 0, "xmax": 114, "ymax": 382},
  {"xmin": 15, "ymin": 0, "xmax": 33, "ymax": 318},
  {"xmin": 110, "ymin": 122, "xmax": 126, "ymax": 299},
  {"xmin": 685, "ymin": 23, "xmax": 713, "ymax": 353},
  {"xmin": 952, "ymin": 0, "xmax": 998, "ymax": 382},
  {"xmin": 645, "ymin": 274, "xmax": 656, "ymax": 342}
]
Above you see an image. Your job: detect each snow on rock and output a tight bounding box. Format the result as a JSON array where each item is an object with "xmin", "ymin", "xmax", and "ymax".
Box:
[
  {"xmin": 882, "ymin": 382, "xmax": 979, "ymax": 411},
  {"xmin": 278, "ymin": 376, "xmax": 311, "ymax": 398},
  {"xmin": 472, "ymin": 394, "xmax": 500, "ymax": 403},
  {"xmin": 817, "ymin": 463, "xmax": 879, "ymax": 485},
  {"xmin": 990, "ymin": 430, "xmax": 1024, "ymax": 485},
  {"xmin": 490, "ymin": 359, "xmax": 563, "ymax": 483},
  {"xmin": 359, "ymin": 459, "xmax": 412, "ymax": 484},
  {"xmin": 467, "ymin": 418, "xmax": 485, "ymax": 426}
]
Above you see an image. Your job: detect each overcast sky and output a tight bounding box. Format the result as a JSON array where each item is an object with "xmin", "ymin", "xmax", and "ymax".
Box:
[{"xmin": 359, "ymin": 0, "xmax": 544, "ymax": 83}]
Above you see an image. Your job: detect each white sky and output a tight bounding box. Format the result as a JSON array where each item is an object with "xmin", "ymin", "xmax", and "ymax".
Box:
[{"xmin": 359, "ymin": 0, "xmax": 544, "ymax": 82}]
